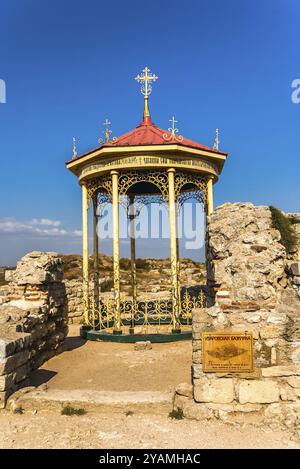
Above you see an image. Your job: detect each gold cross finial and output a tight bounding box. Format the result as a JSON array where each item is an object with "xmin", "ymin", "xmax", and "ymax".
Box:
[
  {"xmin": 135, "ymin": 67, "xmax": 158, "ymax": 123},
  {"xmin": 213, "ymin": 128, "xmax": 219, "ymax": 151},
  {"xmin": 99, "ymin": 118, "xmax": 114, "ymax": 144},
  {"xmin": 103, "ymin": 118, "xmax": 112, "ymax": 143},
  {"xmin": 72, "ymin": 136, "xmax": 77, "ymax": 159}
]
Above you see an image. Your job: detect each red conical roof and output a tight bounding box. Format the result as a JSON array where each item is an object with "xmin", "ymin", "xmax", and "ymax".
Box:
[{"xmin": 102, "ymin": 118, "xmax": 225, "ymax": 155}]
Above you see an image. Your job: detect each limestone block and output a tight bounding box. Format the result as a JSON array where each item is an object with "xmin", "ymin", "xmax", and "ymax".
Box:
[
  {"xmin": 176, "ymin": 382, "xmax": 193, "ymax": 398},
  {"xmin": 182, "ymin": 401, "xmax": 214, "ymax": 421},
  {"xmin": 192, "ymin": 339, "xmax": 201, "ymax": 352},
  {"xmin": 286, "ymin": 376, "xmax": 300, "ymax": 388},
  {"xmin": 259, "ymin": 324, "xmax": 285, "ymax": 339},
  {"xmin": 243, "ymin": 312, "xmax": 262, "ymax": 323},
  {"xmin": 279, "ymin": 385, "xmax": 299, "ymax": 402},
  {"xmin": 207, "ymin": 402, "xmax": 263, "ymax": 424},
  {"xmin": 0, "ymin": 373, "xmax": 14, "ymax": 392},
  {"xmin": 192, "ymin": 351, "xmax": 202, "ymax": 364},
  {"xmin": 13, "ymin": 251, "xmax": 63, "ymax": 285},
  {"xmin": 266, "ymin": 312, "xmax": 287, "ymax": 324},
  {"xmin": 134, "ymin": 341, "xmax": 152, "ymax": 351},
  {"xmin": 0, "ymin": 350, "xmax": 30, "ymax": 375},
  {"xmin": 290, "ymin": 262, "xmax": 300, "ymax": 276},
  {"xmin": 238, "ymin": 380, "xmax": 279, "ymax": 404},
  {"xmin": 261, "ymin": 365, "xmax": 300, "ymax": 377},
  {"xmin": 194, "ymin": 378, "xmax": 234, "ymax": 404},
  {"xmin": 0, "ymin": 333, "xmax": 30, "ymax": 358},
  {"xmin": 192, "ymin": 364, "xmax": 202, "ymax": 379},
  {"xmin": 0, "ymin": 390, "xmax": 10, "ymax": 409}
]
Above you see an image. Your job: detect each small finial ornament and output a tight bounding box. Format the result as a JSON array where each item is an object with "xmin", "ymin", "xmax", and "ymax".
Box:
[
  {"xmin": 213, "ymin": 128, "xmax": 219, "ymax": 151},
  {"xmin": 135, "ymin": 67, "xmax": 158, "ymax": 123},
  {"xmin": 163, "ymin": 116, "xmax": 183, "ymax": 142},
  {"xmin": 72, "ymin": 137, "xmax": 77, "ymax": 159},
  {"xmin": 98, "ymin": 118, "xmax": 116, "ymax": 144}
]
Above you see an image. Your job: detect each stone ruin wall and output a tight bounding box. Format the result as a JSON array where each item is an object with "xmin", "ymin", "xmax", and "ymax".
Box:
[
  {"xmin": 175, "ymin": 203, "xmax": 300, "ymax": 432},
  {"xmin": 0, "ymin": 252, "xmax": 68, "ymax": 408}
]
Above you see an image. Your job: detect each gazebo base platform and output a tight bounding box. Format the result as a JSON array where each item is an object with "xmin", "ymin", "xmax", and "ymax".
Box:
[{"xmin": 80, "ymin": 326, "xmax": 192, "ymax": 343}]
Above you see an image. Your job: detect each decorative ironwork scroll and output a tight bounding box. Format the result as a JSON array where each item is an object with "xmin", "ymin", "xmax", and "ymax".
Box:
[
  {"xmin": 87, "ymin": 173, "xmax": 113, "ymax": 202},
  {"xmin": 177, "ymin": 190, "xmax": 206, "ymax": 211},
  {"xmin": 84, "ymin": 289, "xmax": 207, "ymax": 332},
  {"xmin": 118, "ymin": 170, "xmax": 169, "ymax": 199},
  {"xmin": 174, "ymin": 170, "xmax": 208, "ymax": 201}
]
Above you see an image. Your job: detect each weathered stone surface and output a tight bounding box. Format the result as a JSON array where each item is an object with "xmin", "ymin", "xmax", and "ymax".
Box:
[
  {"xmin": 0, "ymin": 332, "xmax": 30, "ymax": 358},
  {"xmin": 290, "ymin": 262, "xmax": 300, "ymax": 276},
  {"xmin": 238, "ymin": 381, "xmax": 280, "ymax": 404},
  {"xmin": 12, "ymin": 251, "xmax": 63, "ymax": 285},
  {"xmin": 0, "ymin": 350, "xmax": 30, "ymax": 375},
  {"xmin": 134, "ymin": 341, "xmax": 152, "ymax": 351},
  {"xmin": 261, "ymin": 365, "xmax": 300, "ymax": 377},
  {"xmin": 286, "ymin": 376, "xmax": 300, "ymax": 388},
  {"xmin": 194, "ymin": 378, "xmax": 234, "ymax": 404},
  {"xmin": 0, "ymin": 390, "xmax": 9, "ymax": 409},
  {"xmin": 206, "ymin": 203, "xmax": 295, "ymax": 308},
  {"xmin": 0, "ymin": 252, "xmax": 67, "ymax": 408},
  {"xmin": 176, "ymin": 382, "xmax": 193, "ymax": 398},
  {"xmin": 190, "ymin": 203, "xmax": 300, "ymax": 427},
  {"xmin": 180, "ymin": 400, "xmax": 214, "ymax": 421}
]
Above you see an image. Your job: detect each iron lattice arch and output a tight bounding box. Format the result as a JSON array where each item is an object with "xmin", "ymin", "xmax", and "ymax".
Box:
[
  {"xmin": 87, "ymin": 168, "xmax": 208, "ymax": 202},
  {"xmin": 174, "ymin": 170, "xmax": 208, "ymax": 203},
  {"xmin": 118, "ymin": 170, "xmax": 169, "ymax": 199},
  {"xmin": 87, "ymin": 173, "xmax": 112, "ymax": 202}
]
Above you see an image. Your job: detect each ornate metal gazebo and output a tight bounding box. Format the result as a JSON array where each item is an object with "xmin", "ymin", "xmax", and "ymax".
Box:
[{"xmin": 66, "ymin": 68, "xmax": 227, "ymax": 341}]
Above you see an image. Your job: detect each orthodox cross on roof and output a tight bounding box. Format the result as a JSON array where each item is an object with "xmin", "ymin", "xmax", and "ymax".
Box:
[
  {"xmin": 103, "ymin": 118, "xmax": 112, "ymax": 143},
  {"xmin": 72, "ymin": 136, "xmax": 77, "ymax": 159},
  {"xmin": 135, "ymin": 67, "xmax": 158, "ymax": 123},
  {"xmin": 99, "ymin": 118, "xmax": 116, "ymax": 144},
  {"xmin": 168, "ymin": 116, "xmax": 179, "ymax": 135},
  {"xmin": 213, "ymin": 128, "xmax": 219, "ymax": 151},
  {"xmin": 163, "ymin": 116, "xmax": 183, "ymax": 143}
]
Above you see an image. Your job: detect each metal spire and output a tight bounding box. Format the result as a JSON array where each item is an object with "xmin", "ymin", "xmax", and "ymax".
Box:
[
  {"xmin": 135, "ymin": 67, "xmax": 158, "ymax": 124},
  {"xmin": 72, "ymin": 136, "xmax": 77, "ymax": 159},
  {"xmin": 213, "ymin": 128, "xmax": 219, "ymax": 151},
  {"xmin": 99, "ymin": 118, "xmax": 116, "ymax": 144}
]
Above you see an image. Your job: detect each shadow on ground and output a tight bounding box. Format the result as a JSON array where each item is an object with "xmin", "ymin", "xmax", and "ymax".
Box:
[{"xmin": 29, "ymin": 369, "xmax": 57, "ymax": 387}]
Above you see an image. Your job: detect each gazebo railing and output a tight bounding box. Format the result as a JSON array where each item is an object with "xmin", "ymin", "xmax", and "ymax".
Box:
[{"xmin": 85, "ymin": 289, "xmax": 207, "ymax": 332}]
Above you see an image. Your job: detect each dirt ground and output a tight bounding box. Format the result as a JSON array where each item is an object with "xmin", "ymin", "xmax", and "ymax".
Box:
[
  {"xmin": 0, "ymin": 410, "xmax": 299, "ymax": 449},
  {"xmin": 1, "ymin": 325, "xmax": 299, "ymax": 449},
  {"xmin": 29, "ymin": 325, "xmax": 192, "ymax": 392}
]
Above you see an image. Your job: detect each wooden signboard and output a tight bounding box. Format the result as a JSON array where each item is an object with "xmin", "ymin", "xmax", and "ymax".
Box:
[{"xmin": 202, "ymin": 332, "xmax": 254, "ymax": 373}]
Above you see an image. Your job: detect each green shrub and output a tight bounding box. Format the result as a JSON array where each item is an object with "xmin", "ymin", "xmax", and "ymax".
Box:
[
  {"xmin": 168, "ymin": 408, "xmax": 184, "ymax": 420},
  {"xmin": 136, "ymin": 259, "xmax": 149, "ymax": 270},
  {"xmin": 13, "ymin": 406, "xmax": 24, "ymax": 414},
  {"xmin": 61, "ymin": 405, "xmax": 86, "ymax": 416},
  {"xmin": 119, "ymin": 258, "xmax": 131, "ymax": 270},
  {"xmin": 270, "ymin": 206, "xmax": 298, "ymax": 253}
]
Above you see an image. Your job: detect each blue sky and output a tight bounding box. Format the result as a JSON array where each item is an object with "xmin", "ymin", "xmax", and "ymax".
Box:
[{"xmin": 0, "ymin": 0, "xmax": 299, "ymax": 265}]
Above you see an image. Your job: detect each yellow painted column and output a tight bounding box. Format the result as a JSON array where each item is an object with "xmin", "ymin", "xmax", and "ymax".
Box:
[
  {"xmin": 82, "ymin": 183, "xmax": 89, "ymax": 325},
  {"xmin": 168, "ymin": 168, "xmax": 181, "ymax": 333},
  {"xmin": 111, "ymin": 170, "xmax": 121, "ymax": 334},
  {"xmin": 129, "ymin": 194, "xmax": 136, "ymax": 334},
  {"xmin": 93, "ymin": 197, "xmax": 99, "ymax": 315},
  {"xmin": 207, "ymin": 176, "xmax": 214, "ymax": 216}
]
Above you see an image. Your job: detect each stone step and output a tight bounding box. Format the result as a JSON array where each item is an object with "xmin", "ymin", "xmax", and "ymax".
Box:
[{"xmin": 8, "ymin": 388, "xmax": 174, "ymax": 415}]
